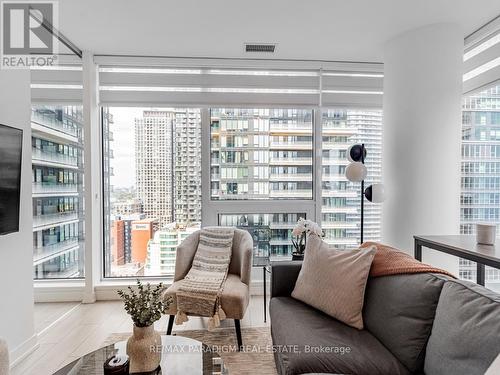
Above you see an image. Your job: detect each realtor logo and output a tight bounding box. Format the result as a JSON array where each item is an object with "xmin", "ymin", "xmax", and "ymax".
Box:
[{"xmin": 1, "ymin": 1, "xmax": 58, "ymax": 69}]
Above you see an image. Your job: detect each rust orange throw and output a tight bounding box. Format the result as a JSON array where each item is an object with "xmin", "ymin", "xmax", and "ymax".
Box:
[{"xmin": 361, "ymin": 241, "xmax": 456, "ymax": 279}]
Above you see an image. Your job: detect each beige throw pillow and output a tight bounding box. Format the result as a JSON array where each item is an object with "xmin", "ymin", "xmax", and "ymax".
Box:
[{"xmin": 291, "ymin": 234, "xmax": 376, "ymax": 330}]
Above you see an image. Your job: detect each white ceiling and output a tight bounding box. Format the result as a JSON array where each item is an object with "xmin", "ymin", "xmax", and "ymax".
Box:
[{"xmin": 58, "ymin": 0, "xmax": 500, "ymax": 63}]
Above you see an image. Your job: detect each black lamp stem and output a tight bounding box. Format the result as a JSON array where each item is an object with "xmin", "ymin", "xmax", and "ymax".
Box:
[{"xmin": 360, "ymin": 143, "xmax": 365, "ymax": 244}]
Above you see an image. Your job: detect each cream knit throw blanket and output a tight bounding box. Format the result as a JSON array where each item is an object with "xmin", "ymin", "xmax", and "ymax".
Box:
[{"xmin": 175, "ymin": 227, "xmax": 234, "ymax": 331}]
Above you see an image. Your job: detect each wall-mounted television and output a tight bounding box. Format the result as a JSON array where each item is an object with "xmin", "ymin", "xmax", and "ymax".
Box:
[{"xmin": 0, "ymin": 124, "xmax": 23, "ymax": 235}]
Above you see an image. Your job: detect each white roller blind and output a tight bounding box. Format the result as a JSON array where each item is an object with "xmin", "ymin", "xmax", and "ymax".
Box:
[
  {"xmin": 463, "ymin": 19, "xmax": 500, "ymax": 94},
  {"xmin": 95, "ymin": 56, "xmax": 383, "ymax": 108},
  {"xmin": 30, "ymin": 55, "xmax": 83, "ymax": 103}
]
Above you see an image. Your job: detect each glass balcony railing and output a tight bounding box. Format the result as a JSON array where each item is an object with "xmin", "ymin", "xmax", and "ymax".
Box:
[
  {"xmin": 269, "ymin": 189, "xmax": 312, "ymax": 198},
  {"xmin": 31, "ymin": 110, "xmax": 78, "ymax": 137},
  {"xmin": 33, "ymin": 238, "xmax": 80, "ymax": 264},
  {"xmin": 269, "ymin": 141, "xmax": 312, "ymax": 149},
  {"xmin": 269, "ymin": 173, "xmax": 312, "ymax": 181},
  {"xmin": 269, "ymin": 124, "xmax": 312, "ymax": 132},
  {"xmin": 269, "ymin": 157, "xmax": 312, "ymax": 165},
  {"xmin": 33, "ymin": 212, "xmax": 79, "ymax": 228},
  {"xmin": 32, "ymin": 148, "xmax": 78, "ymax": 167},
  {"xmin": 32, "ymin": 182, "xmax": 79, "ymax": 195}
]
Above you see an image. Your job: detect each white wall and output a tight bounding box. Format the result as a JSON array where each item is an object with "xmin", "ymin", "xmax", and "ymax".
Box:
[
  {"xmin": 0, "ymin": 69, "xmax": 37, "ymax": 365},
  {"xmin": 382, "ymin": 23, "xmax": 463, "ymax": 273}
]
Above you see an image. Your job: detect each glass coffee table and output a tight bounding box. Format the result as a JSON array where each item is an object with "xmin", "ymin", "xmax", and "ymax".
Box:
[{"xmin": 53, "ymin": 335, "xmax": 228, "ymax": 375}]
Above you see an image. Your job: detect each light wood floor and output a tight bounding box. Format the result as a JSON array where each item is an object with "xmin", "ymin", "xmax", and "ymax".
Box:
[{"xmin": 12, "ymin": 296, "xmax": 270, "ymax": 375}]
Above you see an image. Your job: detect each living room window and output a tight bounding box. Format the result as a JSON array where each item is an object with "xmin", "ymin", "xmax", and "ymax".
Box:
[
  {"xmin": 321, "ymin": 108, "xmax": 383, "ymax": 248},
  {"xmin": 210, "ymin": 108, "xmax": 314, "ymax": 200},
  {"xmin": 461, "ymin": 83, "xmax": 500, "ymax": 292},
  {"xmin": 102, "ymin": 107, "xmax": 202, "ymax": 278},
  {"xmin": 31, "ymin": 105, "xmax": 85, "ymax": 279},
  {"xmin": 219, "ymin": 212, "xmax": 307, "ymax": 266}
]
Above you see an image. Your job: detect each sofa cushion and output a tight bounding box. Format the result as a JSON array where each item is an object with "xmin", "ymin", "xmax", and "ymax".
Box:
[
  {"xmin": 270, "ymin": 296, "xmax": 411, "ymax": 375},
  {"xmin": 363, "ymin": 273, "xmax": 448, "ymax": 373},
  {"xmin": 292, "ymin": 234, "xmax": 376, "ymax": 329},
  {"xmin": 424, "ymin": 279, "xmax": 500, "ymax": 375}
]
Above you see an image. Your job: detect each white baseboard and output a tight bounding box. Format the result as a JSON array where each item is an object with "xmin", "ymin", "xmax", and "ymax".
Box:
[
  {"xmin": 34, "ymin": 280, "xmax": 266, "ymax": 303},
  {"xmin": 9, "ymin": 335, "xmax": 39, "ymax": 369},
  {"xmin": 34, "ymin": 285, "xmax": 84, "ymax": 302}
]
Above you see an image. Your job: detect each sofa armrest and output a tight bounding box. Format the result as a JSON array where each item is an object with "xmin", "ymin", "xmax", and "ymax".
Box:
[{"xmin": 271, "ymin": 261, "xmax": 302, "ymax": 298}]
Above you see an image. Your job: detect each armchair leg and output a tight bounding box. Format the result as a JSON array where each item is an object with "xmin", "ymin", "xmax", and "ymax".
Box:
[
  {"xmin": 167, "ymin": 314, "xmax": 175, "ymax": 335},
  {"xmin": 235, "ymin": 319, "xmax": 242, "ymax": 351}
]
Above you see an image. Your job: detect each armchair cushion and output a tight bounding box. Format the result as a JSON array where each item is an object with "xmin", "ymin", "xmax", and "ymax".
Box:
[
  {"xmin": 164, "ymin": 273, "xmax": 250, "ymax": 320},
  {"xmin": 173, "ymin": 228, "xmax": 253, "ymax": 285}
]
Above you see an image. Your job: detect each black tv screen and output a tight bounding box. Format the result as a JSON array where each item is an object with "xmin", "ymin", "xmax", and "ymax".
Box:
[{"xmin": 0, "ymin": 124, "xmax": 23, "ymax": 235}]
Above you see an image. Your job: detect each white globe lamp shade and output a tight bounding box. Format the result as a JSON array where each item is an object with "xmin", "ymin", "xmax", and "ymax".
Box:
[
  {"xmin": 345, "ymin": 162, "xmax": 367, "ymax": 182},
  {"xmin": 364, "ymin": 183, "xmax": 385, "ymax": 203}
]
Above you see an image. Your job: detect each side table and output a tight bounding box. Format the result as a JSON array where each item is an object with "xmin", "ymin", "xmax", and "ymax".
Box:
[{"xmin": 262, "ymin": 264, "xmax": 271, "ymax": 322}]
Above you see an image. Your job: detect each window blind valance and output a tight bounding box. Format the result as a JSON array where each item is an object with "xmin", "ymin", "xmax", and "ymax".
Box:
[
  {"xmin": 95, "ymin": 56, "xmax": 383, "ymax": 108},
  {"xmin": 464, "ymin": 18, "xmax": 500, "ymax": 95},
  {"xmin": 30, "ymin": 55, "xmax": 83, "ymax": 103}
]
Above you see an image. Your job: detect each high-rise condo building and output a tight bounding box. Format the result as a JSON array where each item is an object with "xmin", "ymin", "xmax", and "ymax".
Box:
[
  {"xmin": 173, "ymin": 109, "xmax": 202, "ymax": 226},
  {"xmin": 211, "ymin": 108, "xmax": 382, "ymax": 264},
  {"xmin": 135, "ymin": 110, "xmax": 175, "ymax": 228},
  {"xmin": 461, "ymin": 84, "xmax": 500, "ymax": 292},
  {"xmin": 322, "ymin": 109, "xmax": 383, "ymax": 248},
  {"xmin": 31, "ymin": 106, "xmax": 85, "ymax": 279}
]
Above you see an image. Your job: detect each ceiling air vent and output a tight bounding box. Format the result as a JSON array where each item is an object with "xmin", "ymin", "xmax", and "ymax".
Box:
[{"xmin": 245, "ymin": 43, "xmax": 276, "ymax": 53}]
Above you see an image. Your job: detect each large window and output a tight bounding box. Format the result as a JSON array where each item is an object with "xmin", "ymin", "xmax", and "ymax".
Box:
[
  {"xmin": 321, "ymin": 109, "xmax": 383, "ymax": 247},
  {"xmin": 101, "ymin": 106, "xmax": 383, "ymax": 276},
  {"xmin": 219, "ymin": 213, "xmax": 306, "ymax": 266},
  {"xmin": 103, "ymin": 108, "xmax": 202, "ymax": 277},
  {"xmin": 461, "ymin": 84, "xmax": 500, "ymax": 292},
  {"xmin": 32, "ymin": 105, "xmax": 85, "ymax": 279},
  {"xmin": 210, "ymin": 108, "xmax": 313, "ymax": 200}
]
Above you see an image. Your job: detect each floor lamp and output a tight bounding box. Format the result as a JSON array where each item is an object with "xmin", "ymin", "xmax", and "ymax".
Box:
[{"xmin": 345, "ymin": 144, "xmax": 385, "ymax": 244}]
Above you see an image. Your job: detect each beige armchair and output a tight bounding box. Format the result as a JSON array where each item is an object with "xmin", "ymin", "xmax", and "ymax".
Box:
[{"xmin": 164, "ymin": 228, "xmax": 253, "ymax": 349}]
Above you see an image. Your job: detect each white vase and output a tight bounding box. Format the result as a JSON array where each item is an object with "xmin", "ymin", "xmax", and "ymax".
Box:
[
  {"xmin": 476, "ymin": 223, "xmax": 496, "ymax": 245},
  {"xmin": 126, "ymin": 325, "xmax": 161, "ymax": 374}
]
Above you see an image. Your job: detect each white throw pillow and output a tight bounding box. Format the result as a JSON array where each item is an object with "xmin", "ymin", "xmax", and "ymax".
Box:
[{"xmin": 291, "ymin": 234, "xmax": 376, "ymax": 329}]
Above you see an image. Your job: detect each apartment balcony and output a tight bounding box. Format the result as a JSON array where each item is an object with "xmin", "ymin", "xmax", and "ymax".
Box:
[
  {"xmin": 33, "ymin": 238, "xmax": 80, "ymax": 266},
  {"xmin": 321, "ymin": 190, "xmax": 357, "ymax": 198},
  {"xmin": 33, "ymin": 211, "xmax": 79, "ymax": 229},
  {"xmin": 321, "ymin": 221, "xmax": 358, "ymax": 229},
  {"xmin": 323, "ymin": 237, "xmax": 359, "ymax": 246},
  {"xmin": 269, "ymin": 222, "xmax": 296, "ymax": 229},
  {"xmin": 322, "ymin": 126, "xmax": 357, "ymax": 136},
  {"xmin": 322, "ymin": 142, "xmax": 350, "ymax": 150},
  {"xmin": 269, "ymin": 189, "xmax": 312, "ymax": 198},
  {"xmin": 32, "ymin": 148, "xmax": 78, "ymax": 168},
  {"xmin": 322, "ymin": 205, "xmax": 358, "ymax": 214},
  {"xmin": 269, "ymin": 141, "xmax": 312, "ymax": 150},
  {"xmin": 269, "ymin": 125, "xmax": 312, "ymax": 135},
  {"xmin": 269, "ymin": 173, "xmax": 312, "ymax": 182},
  {"xmin": 269, "ymin": 157, "xmax": 312, "ymax": 165},
  {"xmin": 322, "ymin": 158, "xmax": 349, "ymax": 166},
  {"xmin": 32, "ymin": 182, "xmax": 79, "ymax": 196},
  {"xmin": 269, "ymin": 238, "xmax": 293, "ymax": 246},
  {"xmin": 211, "ymin": 174, "xmax": 220, "ymax": 180},
  {"xmin": 31, "ymin": 111, "xmax": 79, "ymax": 139}
]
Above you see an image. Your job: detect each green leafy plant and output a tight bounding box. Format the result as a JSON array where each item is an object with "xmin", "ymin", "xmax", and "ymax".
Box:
[{"xmin": 117, "ymin": 279, "xmax": 173, "ymax": 327}]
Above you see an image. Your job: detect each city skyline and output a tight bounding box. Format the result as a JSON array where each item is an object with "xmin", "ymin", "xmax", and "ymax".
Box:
[{"xmin": 106, "ymin": 108, "xmax": 202, "ymax": 277}]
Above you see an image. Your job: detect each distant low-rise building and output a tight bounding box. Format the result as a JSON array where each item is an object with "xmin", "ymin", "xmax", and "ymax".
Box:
[{"xmin": 144, "ymin": 223, "xmax": 199, "ymax": 276}]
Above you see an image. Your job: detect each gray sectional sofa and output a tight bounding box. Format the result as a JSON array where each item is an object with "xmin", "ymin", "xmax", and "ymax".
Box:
[{"xmin": 270, "ymin": 262, "xmax": 500, "ymax": 375}]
